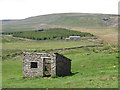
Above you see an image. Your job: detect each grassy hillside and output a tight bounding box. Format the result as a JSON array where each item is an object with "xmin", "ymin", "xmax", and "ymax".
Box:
[
  {"xmin": 72, "ymin": 28, "xmax": 118, "ymax": 46},
  {"xmin": 2, "ymin": 32, "xmax": 118, "ymax": 88},
  {"xmin": 1, "ymin": 13, "xmax": 118, "ymax": 88},
  {"xmin": 2, "ymin": 48, "xmax": 118, "ymax": 88},
  {"xmin": 2, "ymin": 13, "xmax": 118, "ymax": 32},
  {"xmin": 3, "ymin": 28, "xmax": 94, "ymax": 40}
]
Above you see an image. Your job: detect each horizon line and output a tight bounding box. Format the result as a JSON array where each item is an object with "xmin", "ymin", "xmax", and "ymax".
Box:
[{"xmin": 0, "ymin": 12, "xmax": 118, "ymax": 20}]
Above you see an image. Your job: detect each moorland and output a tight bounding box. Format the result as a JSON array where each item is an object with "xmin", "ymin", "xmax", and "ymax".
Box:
[{"xmin": 1, "ymin": 13, "xmax": 118, "ymax": 88}]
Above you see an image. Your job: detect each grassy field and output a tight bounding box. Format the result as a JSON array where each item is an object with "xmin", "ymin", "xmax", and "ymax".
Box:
[
  {"xmin": 2, "ymin": 28, "xmax": 94, "ymax": 40},
  {"xmin": 2, "ymin": 40, "xmax": 95, "ymax": 50},
  {"xmin": 1, "ymin": 26, "xmax": 118, "ymax": 88},
  {"xmin": 72, "ymin": 28, "xmax": 118, "ymax": 46},
  {"xmin": 2, "ymin": 48, "xmax": 118, "ymax": 88},
  {"xmin": 2, "ymin": 36, "xmax": 24, "ymax": 43},
  {"xmin": 2, "ymin": 36, "xmax": 118, "ymax": 88},
  {"xmin": 2, "ymin": 36, "xmax": 97, "ymax": 61},
  {"xmin": 2, "ymin": 50, "xmax": 22, "ymax": 60}
]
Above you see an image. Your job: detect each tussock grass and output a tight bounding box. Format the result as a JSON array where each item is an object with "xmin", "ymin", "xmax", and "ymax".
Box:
[{"xmin": 2, "ymin": 47, "xmax": 118, "ymax": 88}]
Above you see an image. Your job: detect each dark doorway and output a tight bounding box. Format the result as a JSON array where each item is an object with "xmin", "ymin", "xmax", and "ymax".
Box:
[{"xmin": 43, "ymin": 58, "xmax": 51, "ymax": 77}]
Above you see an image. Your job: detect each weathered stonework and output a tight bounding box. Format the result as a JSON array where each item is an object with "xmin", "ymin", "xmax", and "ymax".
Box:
[{"xmin": 23, "ymin": 53, "xmax": 71, "ymax": 78}]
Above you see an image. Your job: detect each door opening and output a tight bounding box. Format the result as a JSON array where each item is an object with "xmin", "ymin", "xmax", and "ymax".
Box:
[{"xmin": 43, "ymin": 57, "xmax": 51, "ymax": 77}]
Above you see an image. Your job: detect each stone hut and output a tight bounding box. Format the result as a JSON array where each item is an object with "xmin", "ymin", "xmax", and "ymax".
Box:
[
  {"xmin": 65, "ymin": 36, "xmax": 80, "ymax": 41},
  {"xmin": 23, "ymin": 53, "xmax": 71, "ymax": 78}
]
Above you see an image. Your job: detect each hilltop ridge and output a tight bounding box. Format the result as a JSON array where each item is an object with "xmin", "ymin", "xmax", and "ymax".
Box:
[{"xmin": 2, "ymin": 13, "xmax": 118, "ymax": 32}]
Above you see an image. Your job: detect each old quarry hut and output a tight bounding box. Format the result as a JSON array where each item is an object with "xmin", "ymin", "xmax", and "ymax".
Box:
[{"xmin": 23, "ymin": 52, "xmax": 72, "ymax": 78}]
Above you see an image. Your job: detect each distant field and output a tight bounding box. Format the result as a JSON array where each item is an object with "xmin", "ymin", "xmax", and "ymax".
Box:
[
  {"xmin": 2, "ymin": 48, "xmax": 118, "ymax": 88},
  {"xmin": 2, "ymin": 35, "xmax": 98, "ymax": 61},
  {"xmin": 2, "ymin": 13, "xmax": 118, "ymax": 46},
  {"xmin": 2, "ymin": 36, "xmax": 24, "ymax": 43},
  {"xmin": 2, "ymin": 28, "xmax": 94, "ymax": 40},
  {"xmin": 72, "ymin": 28, "xmax": 118, "ymax": 46},
  {"xmin": 2, "ymin": 40, "xmax": 95, "ymax": 50}
]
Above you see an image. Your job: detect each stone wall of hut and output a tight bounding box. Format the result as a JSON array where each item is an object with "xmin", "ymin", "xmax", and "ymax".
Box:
[{"xmin": 23, "ymin": 53, "xmax": 71, "ymax": 78}]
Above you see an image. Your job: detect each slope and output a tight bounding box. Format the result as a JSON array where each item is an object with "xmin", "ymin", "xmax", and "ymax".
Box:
[{"xmin": 2, "ymin": 13, "xmax": 118, "ymax": 32}]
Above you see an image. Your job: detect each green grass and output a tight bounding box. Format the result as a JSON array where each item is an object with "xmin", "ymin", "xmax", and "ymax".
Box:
[
  {"xmin": 2, "ymin": 48, "xmax": 118, "ymax": 88},
  {"xmin": 2, "ymin": 40, "xmax": 95, "ymax": 50},
  {"xmin": 2, "ymin": 50, "xmax": 22, "ymax": 60},
  {"xmin": 3, "ymin": 28, "xmax": 94, "ymax": 40},
  {"xmin": 2, "ymin": 36, "xmax": 23, "ymax": 43},
  {"xmin": 0, "ymin": 60, "xmax": 2, "ymax": 89},
  {"xmin": 1, "ymin": 31, "xmax": 118, "ymax": 88}
]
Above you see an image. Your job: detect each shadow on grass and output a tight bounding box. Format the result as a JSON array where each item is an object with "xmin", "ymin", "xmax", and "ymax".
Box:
[
  {"xmin": 68, "ymin": 72, "xmax": 79, "ymax": 76},
  {"xmin": 58, "ymin": 72, "xmax": 79, "ymax": 77}
]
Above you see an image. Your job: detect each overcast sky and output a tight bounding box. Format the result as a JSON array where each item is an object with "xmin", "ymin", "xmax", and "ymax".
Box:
[{"xmin": 0, "ymin": 0, "xmax": 119, "ymax": 20}]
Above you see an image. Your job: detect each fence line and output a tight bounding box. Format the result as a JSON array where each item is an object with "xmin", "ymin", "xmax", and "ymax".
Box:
[{"xmin": 2, "ymin": 44, "xmax": 104, "ymax": 52}]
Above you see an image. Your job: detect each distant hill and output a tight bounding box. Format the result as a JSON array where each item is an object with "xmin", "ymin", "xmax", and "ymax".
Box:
[
  {"xmin": 2, "ymin": 13, "xmax": 118, "ymax": 32},
  {"xmin": 2, "ymin": 19, "xmax": 18, "ymax": 22}
]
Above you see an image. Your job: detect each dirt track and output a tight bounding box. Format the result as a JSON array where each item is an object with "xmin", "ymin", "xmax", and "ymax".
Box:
[{"xmin": 3, "ymin": 35, "xmax": 37, "ymax": 42}]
